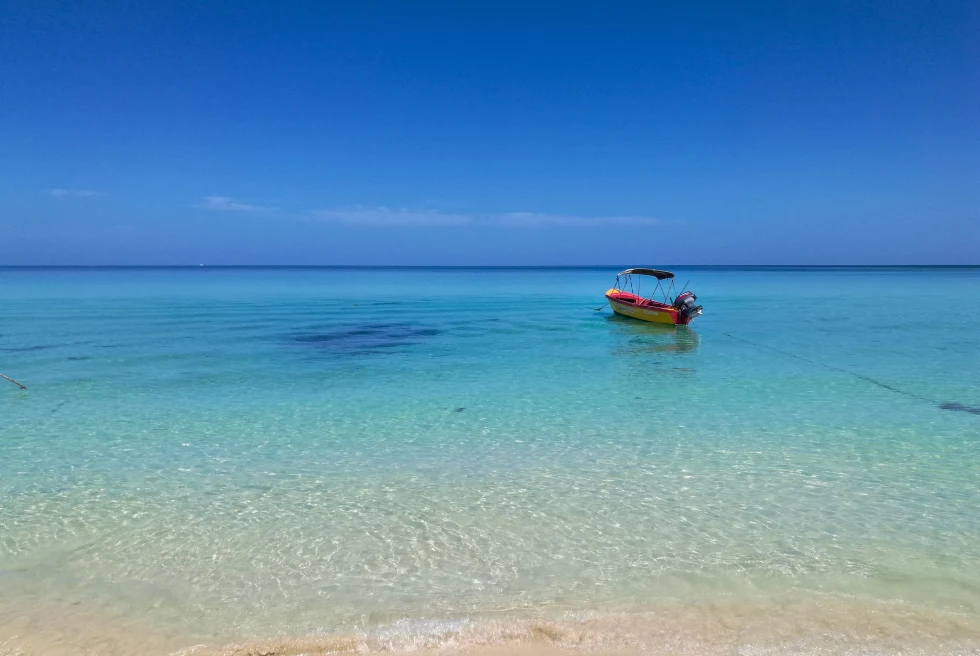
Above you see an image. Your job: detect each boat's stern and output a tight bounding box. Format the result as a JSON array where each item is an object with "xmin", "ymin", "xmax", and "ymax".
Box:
[{"xmin": 672, "ymin": 291, "xmax": 703, "ymax": 324}]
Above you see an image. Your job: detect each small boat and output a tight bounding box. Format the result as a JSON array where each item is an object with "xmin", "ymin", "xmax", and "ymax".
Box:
[{"xmin": 605, "ymin": 268, "xmax": 702, "ymax": 325}]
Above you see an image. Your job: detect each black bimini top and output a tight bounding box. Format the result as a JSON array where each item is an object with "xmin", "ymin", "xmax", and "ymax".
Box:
[{"xmin": 618, "ymin": 268, "xmax": 675, "ymax": 280}]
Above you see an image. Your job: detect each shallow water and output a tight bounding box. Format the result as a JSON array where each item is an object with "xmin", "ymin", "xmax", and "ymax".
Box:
[{"xmin": 1, "ymin": 266, "xmax": 979, "ymax": 654}]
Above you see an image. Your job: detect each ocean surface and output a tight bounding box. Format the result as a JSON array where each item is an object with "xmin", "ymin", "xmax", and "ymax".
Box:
[{"xmin": 2, "ymin": 266, "xmax": 980, "ymax": 655}]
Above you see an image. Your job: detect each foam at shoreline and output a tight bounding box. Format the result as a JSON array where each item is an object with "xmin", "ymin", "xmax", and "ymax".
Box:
[{"xmin": 4, "ymin": 596, "xmax": 980, "ymax": 656}]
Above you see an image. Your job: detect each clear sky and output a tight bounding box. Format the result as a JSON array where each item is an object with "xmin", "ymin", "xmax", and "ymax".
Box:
[{"xmin": 1, "ymin": 1, "xmax": 977, "ymax": 265}]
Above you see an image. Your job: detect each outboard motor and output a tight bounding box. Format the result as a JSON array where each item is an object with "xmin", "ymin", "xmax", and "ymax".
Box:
[{"xmin": 672, "ymin": 291, "xmax": 703, "ymax": 320}]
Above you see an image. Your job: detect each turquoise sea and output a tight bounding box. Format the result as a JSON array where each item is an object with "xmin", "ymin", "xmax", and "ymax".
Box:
[{"xmin": 2, "ymin": 266, "xmax": 980, "ymax": 655}]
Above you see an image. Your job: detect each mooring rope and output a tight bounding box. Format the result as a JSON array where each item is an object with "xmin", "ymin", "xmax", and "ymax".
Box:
[
  {"xmin": 716, "ymin": 331, "xmax": 934, "ymax": 402},
  {"xmin": 1, "ymin": 373, "xmax": 27, "ymax": 390},
  {"xmin": 711, "ymin": 329, "xmax": 978, "ymax": 415}
]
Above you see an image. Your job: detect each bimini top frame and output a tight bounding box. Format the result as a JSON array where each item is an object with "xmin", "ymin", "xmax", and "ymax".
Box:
[
  {"xmin": 617, "ymin": 268, "xmax": 674, "ymax": 280},
  {"xmin": 613, "ymin": 268, "xmax": 681, "ymax": 304}
]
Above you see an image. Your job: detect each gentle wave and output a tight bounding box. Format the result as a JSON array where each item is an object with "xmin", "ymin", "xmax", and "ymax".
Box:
[{"xmin": 4, "ymin": 596, "xmax": 980, "ymax": 656}]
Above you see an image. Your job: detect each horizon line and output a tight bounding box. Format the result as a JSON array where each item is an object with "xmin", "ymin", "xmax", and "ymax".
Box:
[{"xmin": 2, "ymin": 264, "xmax": 979, "ymax": 270}]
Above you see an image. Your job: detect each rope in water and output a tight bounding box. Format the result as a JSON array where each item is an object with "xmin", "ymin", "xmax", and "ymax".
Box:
[
  {"xmin": 1, "ymin": 373, "xmax": 27, "ymax": 390},
  {"xmin": 714, "ymin": 330, "xmax": 935, "ymax": 403},
  {"xmin": 711, "ymin": 329, "xmax": 979, "ymax": 415}
]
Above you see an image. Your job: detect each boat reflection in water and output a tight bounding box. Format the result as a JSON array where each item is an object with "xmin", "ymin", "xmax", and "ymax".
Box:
[{"xmin": 607, "ymin": 313, "xmax": 701, "ymax": 356}]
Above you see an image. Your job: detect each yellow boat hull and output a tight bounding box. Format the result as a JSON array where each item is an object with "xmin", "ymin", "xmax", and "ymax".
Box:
[
  {"xmin": 605, "ymin": 289, "xmax": 684, "ymax": 325},
  {"xmin": 609, "ymin": 299, "xmax": 678, "ymax": 324}
]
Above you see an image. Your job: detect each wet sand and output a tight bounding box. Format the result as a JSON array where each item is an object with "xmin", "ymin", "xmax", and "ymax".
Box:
[{"xmin": 4, "ymin": 596, "xmax": 980, "ymax": 656}]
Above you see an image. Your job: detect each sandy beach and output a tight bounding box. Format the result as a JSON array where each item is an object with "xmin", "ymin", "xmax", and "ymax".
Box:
[{"xmin": 5, "ymin": 595, "xmax": 980, "ymax": 656}]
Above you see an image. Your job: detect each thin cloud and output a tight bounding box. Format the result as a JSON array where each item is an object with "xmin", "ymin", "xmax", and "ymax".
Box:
[
  {"xmin": 312, "ymin": 206, "xmax": 661, "ymax": 228},
  {"xmin": 498, "ymin": 212, "xmax": 661, "ymax": 227},
  {"xmin": 314, "ymin": 206, "xmax": 471, "ymax": 227},
  {"xmin": 197, "ymin": 196, "xmax": 279, "ymax": 212},
  {"xmin": 48, "ymin": 188, "xmax": 104, "ymax": 198},
  {"xmin": 197, "ymin": 198, "xmax": 664, "ymax": 227}
]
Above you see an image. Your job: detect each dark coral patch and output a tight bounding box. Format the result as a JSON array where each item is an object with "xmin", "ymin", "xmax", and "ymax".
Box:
[
  {"xmin": 940, "ymin": 403, "xmax": 980, "ymax": 416},
  {"xmin": 290, "ymin": 322, "xmax": 440, "ymax": 356}
]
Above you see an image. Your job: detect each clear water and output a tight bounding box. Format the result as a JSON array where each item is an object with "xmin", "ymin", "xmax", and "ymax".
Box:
[{"xmin": 2, "ymin": 267, "xmax": 980, "ymax": 654}]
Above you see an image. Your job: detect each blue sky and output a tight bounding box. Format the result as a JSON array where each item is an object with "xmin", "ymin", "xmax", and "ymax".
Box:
[{"xmin": 1, "ymin": 2, "xmax": 977, "ymax": 265}]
